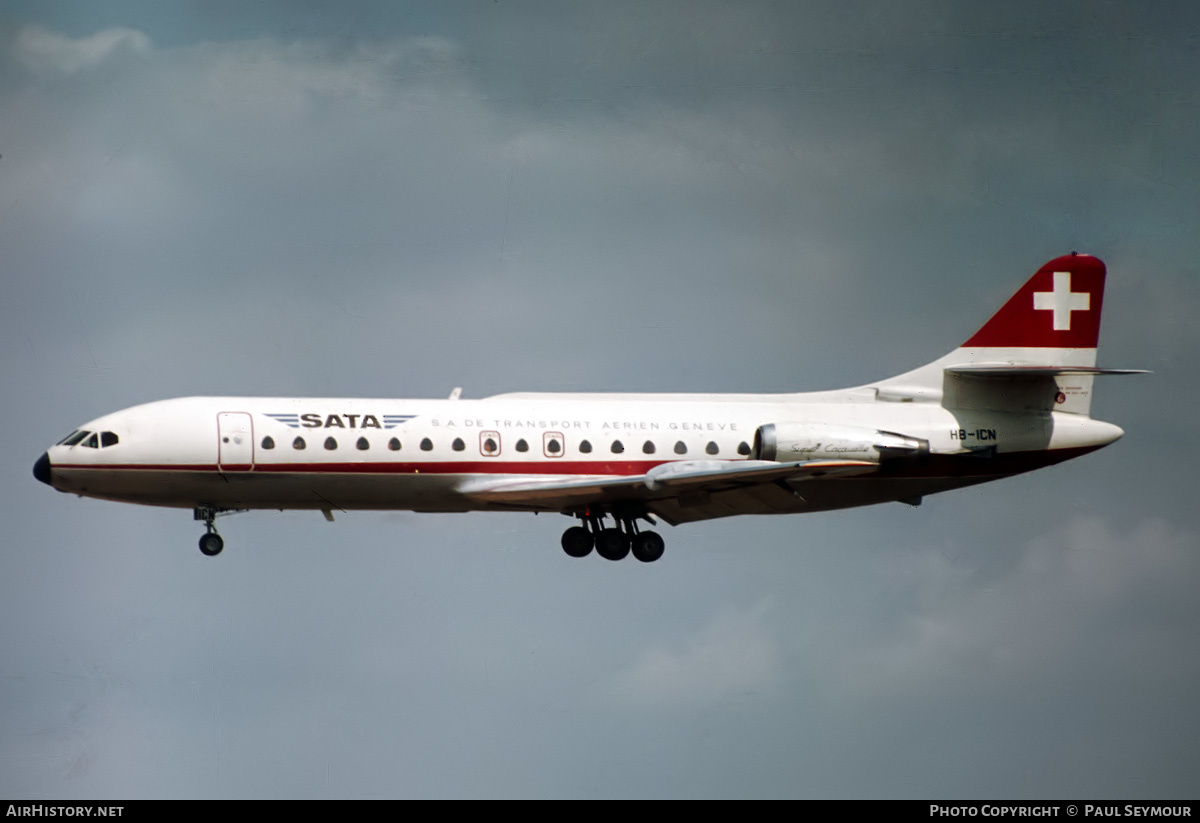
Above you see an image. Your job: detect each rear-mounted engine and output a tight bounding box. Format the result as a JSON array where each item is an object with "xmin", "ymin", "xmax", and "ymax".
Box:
[{"xmin": 753, "ymin": 422, "xmax": 928, "ymax": 463}]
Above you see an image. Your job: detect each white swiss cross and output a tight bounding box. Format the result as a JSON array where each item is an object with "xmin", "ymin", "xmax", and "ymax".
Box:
[{"xmin": 1033, "ymin": 271, "xmax": 1090, "ymax": 331}]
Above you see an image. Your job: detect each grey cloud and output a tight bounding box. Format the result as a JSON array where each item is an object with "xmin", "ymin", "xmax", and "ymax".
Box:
[{"xmin": 15, "ymin": 25, "xmax": 150, "ymax": 75}]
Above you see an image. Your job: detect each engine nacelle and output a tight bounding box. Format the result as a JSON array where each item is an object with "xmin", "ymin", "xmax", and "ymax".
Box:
[{"xmin": 753, "ymin": 422, "xmax": 928, "ymax": 463}]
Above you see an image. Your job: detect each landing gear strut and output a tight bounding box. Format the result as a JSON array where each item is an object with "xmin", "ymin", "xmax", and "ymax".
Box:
[{"xmin": 560, "ymin": 512, "xmax": 664, "ymax": 563}]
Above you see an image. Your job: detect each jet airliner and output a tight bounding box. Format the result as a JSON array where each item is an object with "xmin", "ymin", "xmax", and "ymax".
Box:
[{"xmin": 33, "ymin": 254, "xmax": 1143, "ymax": 562}]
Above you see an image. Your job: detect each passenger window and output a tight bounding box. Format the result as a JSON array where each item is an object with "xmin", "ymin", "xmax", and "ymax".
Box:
[
  {"xmin": 420, "ymin": 438, "xmax": 433, "ymax": 451},
  {"xmin": 611, "ymin": 440, "xmax": 624, "ymax": 454},
  {"xmin": 515, "ymin": 439, "xmax": 529, "ymax": 453},
  {"xmin": 324, "ymin": 437, "xmax": 337, "ymax": 450},
  {"xmin": 64, "ymin": 431, "xmax": 90, "ymax": 447},
  {"xmin": 261, "ymin": 436, "xmax": 275, "ymax": 450},
  {"xmin": 388, "ymin": 437, "xmax": 401, "ymax": 451},
  {"xmin": 100, "ymin": 431, "xmax": 119, "ymax": 447},
  {"xmin": 579, "ymin": 440, "xmax": 592, "ymax": 453},
  {"xmin": 643, "ymin": 440, "xmax": 656, "ymax": 454},
  {"xmin": 82, "ymin": 433, "xmax": 99, "ymax": 448},
  {"xmin": 544, "ymin": 432, "xmax": 563, "ymax": 457},
  {"xmin": 452, "ymin": 438, "xmax": 465, "ymax": 451},
  {"xmin": 356, "ymin": 437, "xmax": 369, "ymax": 451},
  {"xmin": 293, "ymin": 437, "xmax": 306, "ymax": 450},
  {"xmin": 480, "ymin": 432, "xmax": 500, "ymax": 456},
  {"xmin": 674, "ymin": 441, "xmax": 687, "ymax": 455},
  {"xmin": 737, "ymin": 441, "xmax": 751, "ymax": 456},
  {"xmin": 706, "ymin": 441, "xmax": 719, "ymax": 455}
]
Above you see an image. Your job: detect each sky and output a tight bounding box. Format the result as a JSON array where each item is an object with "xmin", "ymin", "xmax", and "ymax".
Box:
[{"xmin": 1, "ymin": 1, "xmax": 1198, "ymax": 799}]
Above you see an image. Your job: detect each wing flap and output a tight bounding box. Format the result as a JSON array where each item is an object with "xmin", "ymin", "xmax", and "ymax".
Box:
[{"xmin": 457, "ymin": 459, "xmax": 877, "ymax": 508}]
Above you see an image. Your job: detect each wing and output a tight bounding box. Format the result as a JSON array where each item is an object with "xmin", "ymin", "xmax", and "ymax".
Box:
[{"xmin": 457, "ymin": 458, "xmax": 877, "ymax": 523}]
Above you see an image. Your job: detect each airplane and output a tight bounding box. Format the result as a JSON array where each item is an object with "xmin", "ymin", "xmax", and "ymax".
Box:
[{"xmin": 33, "ymin": 253, "xmax": 1144, "ymax": 562}]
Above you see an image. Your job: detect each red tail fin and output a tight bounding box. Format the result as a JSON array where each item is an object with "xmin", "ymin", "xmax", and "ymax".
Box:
[{"xmin": 963, "ymin": 254, "xmax": 1106, "ymax": 349}]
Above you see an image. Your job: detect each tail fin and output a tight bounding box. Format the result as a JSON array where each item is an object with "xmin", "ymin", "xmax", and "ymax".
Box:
[
  {"xmin": 876, "ymin": 254, "xmax": 1144, "ymax": 415},
  {"xmin": 962, "ymin": 253, "xmax": 1105, "ymax": 352}
]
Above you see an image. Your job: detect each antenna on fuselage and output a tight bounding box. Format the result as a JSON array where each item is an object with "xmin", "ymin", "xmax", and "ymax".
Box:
[{"xmin": 449, "ymin": 387, "xmax": 463, "ymax": 400}]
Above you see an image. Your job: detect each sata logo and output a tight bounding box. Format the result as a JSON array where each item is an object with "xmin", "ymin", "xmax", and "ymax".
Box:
[{"xmin": 265, "ymin": 413, "xmax": 415, "ymax": 429}]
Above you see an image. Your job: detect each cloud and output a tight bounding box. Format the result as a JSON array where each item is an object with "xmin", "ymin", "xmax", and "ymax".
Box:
[
  {"xmin": 826, "ymin": 516, "xmax": 1200, "ymax": 699},
  {"xmin": 15, "ymin": 25, "xmax": 151, "ymax": 75},
  {"xmin": 609, "ymin": 600, "xmax": 781, "ymax": 708}
]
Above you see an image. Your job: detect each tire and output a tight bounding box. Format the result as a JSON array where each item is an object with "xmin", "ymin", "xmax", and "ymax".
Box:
[
  {"xmin": 199, "ymin": 533, "xmax": 224, "ymax": 556},
  {"xmin": 631, "ymin": 531, "xmax": 665, "ymax": 563},
  {"xmin": 595, "ymin": 528, "xmax": 630, "ymax": 561},
  {"xmin": 561, "ymin": 526, "xmax": 594, "ymax": 558}
]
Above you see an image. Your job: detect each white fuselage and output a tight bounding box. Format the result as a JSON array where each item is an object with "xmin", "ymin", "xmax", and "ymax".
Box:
[{"xmin": 42, "ymin": 389, "xmax": 1123, "ymax": 524}]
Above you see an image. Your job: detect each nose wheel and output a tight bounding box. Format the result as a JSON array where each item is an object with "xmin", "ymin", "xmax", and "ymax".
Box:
[
  {"xmin": 561, "ymin": 514, "xmax": 664, "ymax": 563},
  {"xmin": 199, "ymin": 532, "xmax": 224, "ymax": 556}
]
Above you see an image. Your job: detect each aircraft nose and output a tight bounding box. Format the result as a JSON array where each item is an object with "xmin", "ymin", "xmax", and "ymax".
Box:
[{"xmin": 33, "ymin": 452, "xmax": 51, "ymax": 486}]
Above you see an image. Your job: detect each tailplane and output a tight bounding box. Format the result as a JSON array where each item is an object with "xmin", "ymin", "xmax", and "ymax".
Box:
[{"xmin": 875, "ymin": 254, "xmax": 1146, "ymax": 415}]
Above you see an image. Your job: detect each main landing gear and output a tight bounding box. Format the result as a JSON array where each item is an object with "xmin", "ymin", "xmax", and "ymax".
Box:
[
  {"xmin": 194, "ymin": 507, "xmax": 245, "ymax": 556},
  {"xmin": 561, "ymin": 513, "xmax": 666, "ymax": 563}
]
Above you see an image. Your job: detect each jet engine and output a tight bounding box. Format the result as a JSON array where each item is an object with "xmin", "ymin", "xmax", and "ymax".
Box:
[{"xmin": 753, "ymin": 422, "xmax": 928, "ymax": 463}]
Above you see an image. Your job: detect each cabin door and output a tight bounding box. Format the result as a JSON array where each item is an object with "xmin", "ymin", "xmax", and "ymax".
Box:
[{"xmin": 217, "ymin": 412, "xmax": 254, "ymax": 471}]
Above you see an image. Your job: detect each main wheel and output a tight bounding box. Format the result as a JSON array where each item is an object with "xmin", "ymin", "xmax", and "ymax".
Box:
[
  {"xmin": 631, "ymin": 530, "xmax": 665, "ymax": 563},
  {"xmin": 595, "ymin": 528, "xmax": 630, "ymax": 561},
  {"xmin": 198, "ymin": 533, "xmax": 224, "ymax": 556},
  {"xmin": 561, "ymin": 526, "xmax": 594, "ymax": 558}
]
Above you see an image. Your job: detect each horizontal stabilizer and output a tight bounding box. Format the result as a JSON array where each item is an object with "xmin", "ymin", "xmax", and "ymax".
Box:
[
  {"xmin": 458, "ymin": 459, "xmax": 877, "ymax": 508},
  {"xmin": 945, "ymin": 365, "xmax": 1150, "ymax": 378}
]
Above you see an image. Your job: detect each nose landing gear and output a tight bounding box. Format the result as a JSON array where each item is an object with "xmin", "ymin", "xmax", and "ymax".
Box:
[{"xmin": 194, "ymin": 507, "xmax": 245, "ymax": 556}]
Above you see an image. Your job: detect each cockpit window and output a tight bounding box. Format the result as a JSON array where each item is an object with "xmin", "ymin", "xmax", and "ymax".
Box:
[
  {"xmin": 56, "ymin": 431, "xmax": 81, "ymax": 445},
  {"xmin": 82, "ymin": 433, "xmax": 99, "ymax": 448},
  {"xmin": 100, "ymin": 431, "xmax": 119, "ymax": 447},
  {"xmin": 62, "ymin": 431, "xmax": 90, "ymax": 447}
]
